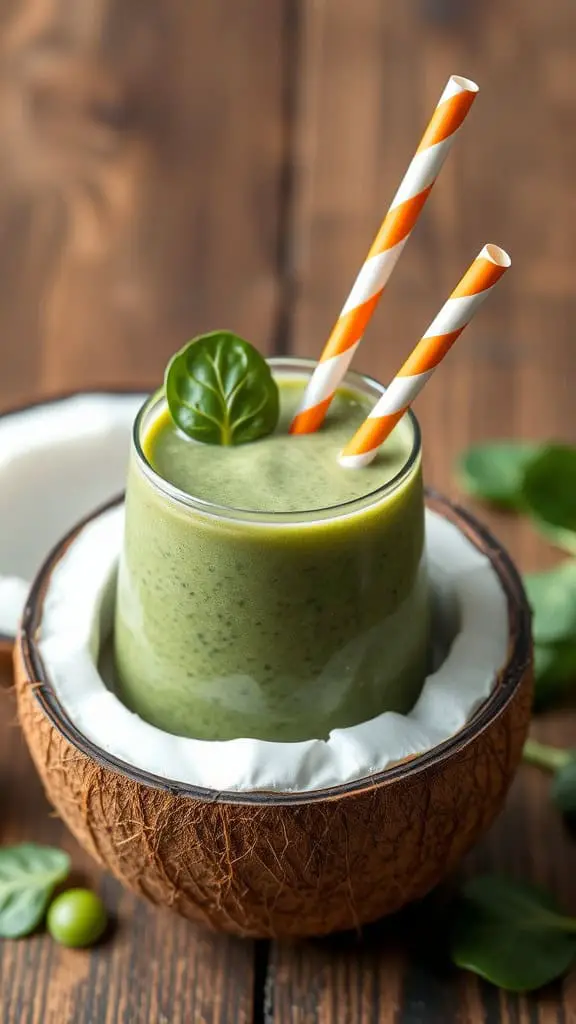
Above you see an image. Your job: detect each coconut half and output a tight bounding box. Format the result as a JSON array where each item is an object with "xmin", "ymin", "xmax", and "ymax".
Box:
[
  {"xmin": 0, "ymin": 390, "xmax": 146, "ymax": 656},
  {"xmin": 15, "ymin": 491, "xmax": 533, "ymax": 939}
]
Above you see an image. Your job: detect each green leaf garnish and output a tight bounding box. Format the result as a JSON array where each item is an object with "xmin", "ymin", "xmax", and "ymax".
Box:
[
  {"xmin": 458, "ymin": 442, "xmax": 539, "ymax": 508},
  {"xmin": 450, "ymin": 874, "xmax": 576, "ymax": 992},
  {"xmin": 165, "ymin": 331, "xmax": 279, "ymax": 446},
  {"xmin": 522, "ymin": 446, "xmax": 576, "ymax": 541},
  {"xmin": 0, "ymin": 844, "xmax": 70, "ymax": 938}
]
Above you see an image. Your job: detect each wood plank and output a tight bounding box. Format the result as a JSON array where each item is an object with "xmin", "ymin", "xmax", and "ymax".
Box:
[
  {"xmin": 288, "ymin": 0, "xmax": 576, "ymax": 526},
  {"xmin": 271, "ymin": 0, "xmax": 576, "ymax": 1020},
  {"xmin": 0, "ymin": 0, "xmax": 289, "ymax": 403},
  {"xmin": 0, "ymin": 681, "xmax": 255, "ymax": 1024},
  {"xmin": 1, "ymin": 0, "xmax": 575, "ymax": 1019},
  {"xmin": 0, "ymin": 0, "xmax": 292, "ymax": 1020}
]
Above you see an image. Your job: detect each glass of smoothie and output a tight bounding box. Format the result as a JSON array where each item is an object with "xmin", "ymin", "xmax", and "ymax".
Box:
[{"xmin": 114, "ymin": 354, "xmax": 429, "ymax": 742}]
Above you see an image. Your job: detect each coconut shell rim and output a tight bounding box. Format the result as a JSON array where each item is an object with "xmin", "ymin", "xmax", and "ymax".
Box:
[
  {"xmin": 0, "ymin": 386, "xmax": 150, "ymax": 656},
  {"xmin": 19, "ymin": 487, "xmax": 532, "ymax": 807}
]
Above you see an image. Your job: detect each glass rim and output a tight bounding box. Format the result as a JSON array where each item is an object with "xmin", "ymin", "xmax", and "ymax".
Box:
[{"xmin": 132, "ymin": 356, "xmax": 422, "ymax": 525}]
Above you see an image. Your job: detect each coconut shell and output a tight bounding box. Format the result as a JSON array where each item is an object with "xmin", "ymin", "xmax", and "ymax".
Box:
[
  {"xmin": 0, "ymin": 637, "xmax": 12, "ymax": 671},
  {"xmin": 14, "ymin": 490, "xmax": 533, "ymax": 939}
]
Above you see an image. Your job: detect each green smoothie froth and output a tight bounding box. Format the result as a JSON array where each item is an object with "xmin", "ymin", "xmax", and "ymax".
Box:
[{"xmin": 144, "ymin": 379, "xmax": 410, "ymax": 513}]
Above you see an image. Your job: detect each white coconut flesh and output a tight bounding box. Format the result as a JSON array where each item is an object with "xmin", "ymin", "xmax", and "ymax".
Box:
[
  {"xmin": 0, "ymin": 393, "xmax": 146, "ymax": 637},
  {"xmin": 35, "ymin": 503, "xmax": 509, "ymax": 794}
]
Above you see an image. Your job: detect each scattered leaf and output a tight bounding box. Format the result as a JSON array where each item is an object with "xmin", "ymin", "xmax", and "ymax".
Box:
[
  {"xmin": 458, "ymin": 440, "xmax": 576, "ymax": 715},
  {"xmin": 458, "ymin": 442, "xmax": 539, "ymax": 508},
  {"xmin": 533, "ymin": 641, "xmax": 576, "ymax": 712},
  {"xmin": 165, "ymin": 331, "xmax": 279, "ymax": 446},
  {"xmin": 451, "ymin": 875, "xmax": 576, "ymax": 992},
  {"xmin": 0, "ymin": 844, "xmax": 70, "ymax": 939},
  {"xmin": 524, "ymin": 562, "xmax": 576, "ymax": 644},
  {"xmin": 523, "ymin": 738, "xmax": 572, "ymax": 773},
  {"xmin": 536, "ymin": 523, "xmax": 576, "ymax": 556},
  {"xmin": 522, "ymin": 446, "xmax": 576, "ymax": 542},
  {"xmin": 551, "ymin": 761, "xmax": 576, "ymax": 819}
]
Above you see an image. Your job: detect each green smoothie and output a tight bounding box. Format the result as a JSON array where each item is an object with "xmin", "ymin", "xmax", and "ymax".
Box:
[{"xmin": 114, "ymin": 357, "xmax": 428, "ymax": 742}]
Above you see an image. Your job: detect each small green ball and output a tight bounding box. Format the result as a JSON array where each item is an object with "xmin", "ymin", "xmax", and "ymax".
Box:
[{"xmin": 47, "ymin": 888, "xmax": 108, "ymax": 948}]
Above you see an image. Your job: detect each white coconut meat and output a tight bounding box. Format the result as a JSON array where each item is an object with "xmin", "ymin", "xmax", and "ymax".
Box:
[
  {"xmin": 0, "ymin": 392, "xmax": 145, "ymax": 637},
  {"xmin": 36, "ymin": 503, "xmax": 509, "ymax": 793}
]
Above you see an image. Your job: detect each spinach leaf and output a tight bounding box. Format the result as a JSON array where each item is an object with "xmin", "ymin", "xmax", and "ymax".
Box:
[
  {"xmin": 457, "ymin": 438, "xmax": 576, "ymax": 710},
  {"xmin": 458, "ymin": 442, "xmax": 539, "ymax": 508},
  {"xmin": 522, "ymin": 446, "xmax": 576, "ymax": 544},
  {"xmin": 525, "ymin": 562, "xmax": 576, "ymax": 644},
  {"xmin": 0, "ymin": 844, "xmax": 70, "ymax": 938},
  {"xmin": 165, "ymin": 331, "xmax": 279, "ymax": 445},
  {"xmin": 551, "ymin": 761, "xmax": 576, "ymax": 818},
  {"xmin": 451, "ymin": 874, "xmax": 576, "ymax": 992},
  {"xmin": 523, "ymin": 561, "xmax": 576, "ymax": 711},
  {"xmin": 533, "ymin": 641, "xmax": 576, "ymax": 711}
]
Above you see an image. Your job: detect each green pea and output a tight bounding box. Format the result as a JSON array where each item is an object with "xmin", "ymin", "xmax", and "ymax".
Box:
[{"xmin": 47, "ymin": 888, "xmax": 108, "ymax": 948}]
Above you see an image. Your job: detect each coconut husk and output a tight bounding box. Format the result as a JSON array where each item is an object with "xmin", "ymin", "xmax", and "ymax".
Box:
[{"xmin": 14, "ymin": 491, "xmax": 533, "ymax": 939}]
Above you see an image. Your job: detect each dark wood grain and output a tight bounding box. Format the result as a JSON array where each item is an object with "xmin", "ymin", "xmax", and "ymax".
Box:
[
  {"xmin": 0, "ymin": 0, "xmax": 576, "ymax": 1019},
  {"xmin": 0, "ymin": 681, "xmax": 255, "ymax": 1024},
  {"xmin": 288, "ymin": 0, "xmax": 576, "ymax": 517},
  {"xmin": 0, "ymin": 0, "xmax": 291, "ymax": 1021},
  {"xmin": 269, "ymin": 0, "xmax": 576, "ymax": 1021},
  {"xmin": 0, "ymin": 0, "xmax": 290, "ymax": 401}
]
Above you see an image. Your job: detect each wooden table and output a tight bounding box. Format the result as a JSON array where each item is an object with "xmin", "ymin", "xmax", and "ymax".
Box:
[{"xmin": 1, "ymin": 0, "xmax": 575, "ymax": 1020}]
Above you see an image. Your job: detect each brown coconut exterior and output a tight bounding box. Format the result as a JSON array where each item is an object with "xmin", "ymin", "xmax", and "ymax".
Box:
[
  {"xmin": 15, "ymin": 492, "xmax": 533, "ymax": 939},
  {"xmin": 0, "ymin": 638, "xmax": 13, "ymax": 670}
]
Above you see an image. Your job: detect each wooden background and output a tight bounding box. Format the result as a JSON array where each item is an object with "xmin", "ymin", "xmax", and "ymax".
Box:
[{"xmin": 1, "ymin": 0, "xmax": 575, "ymax": 1020}]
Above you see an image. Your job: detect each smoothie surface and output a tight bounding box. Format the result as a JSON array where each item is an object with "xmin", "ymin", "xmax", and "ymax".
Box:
[{"xmin": 143, "ymin": 378, "xmax": 415, "ymax": 513}]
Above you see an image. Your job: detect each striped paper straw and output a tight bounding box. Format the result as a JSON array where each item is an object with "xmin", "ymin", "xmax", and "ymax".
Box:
[
  {"xmin": 339, "ymin": 244, "xmax": 511, "ymax": 469},
  {"xmin": 290, "ymin": 74, "xmax": 479, "ymax": 436}
]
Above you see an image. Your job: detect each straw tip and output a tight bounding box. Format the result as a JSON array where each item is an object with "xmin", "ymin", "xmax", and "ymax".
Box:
[
  {"xmin": 338, "ymin": 450, "xmax": 373, "ymax": 470},
  {"xmin": 449, "ymin": 75, "xmax": 479, "ymax": 94},
  {"xmin": 481, "ymin": 243, "xmax": 511, "ymax": 269}
]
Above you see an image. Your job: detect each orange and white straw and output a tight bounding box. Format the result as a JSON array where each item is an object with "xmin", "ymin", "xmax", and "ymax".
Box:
[
  {"xmin": 339, "ymin": 244, "xmax": 511, "ymax": 469},
  {"xmin": 290, "ymin": 74, "xmax": 479, "ymax": 436}
]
